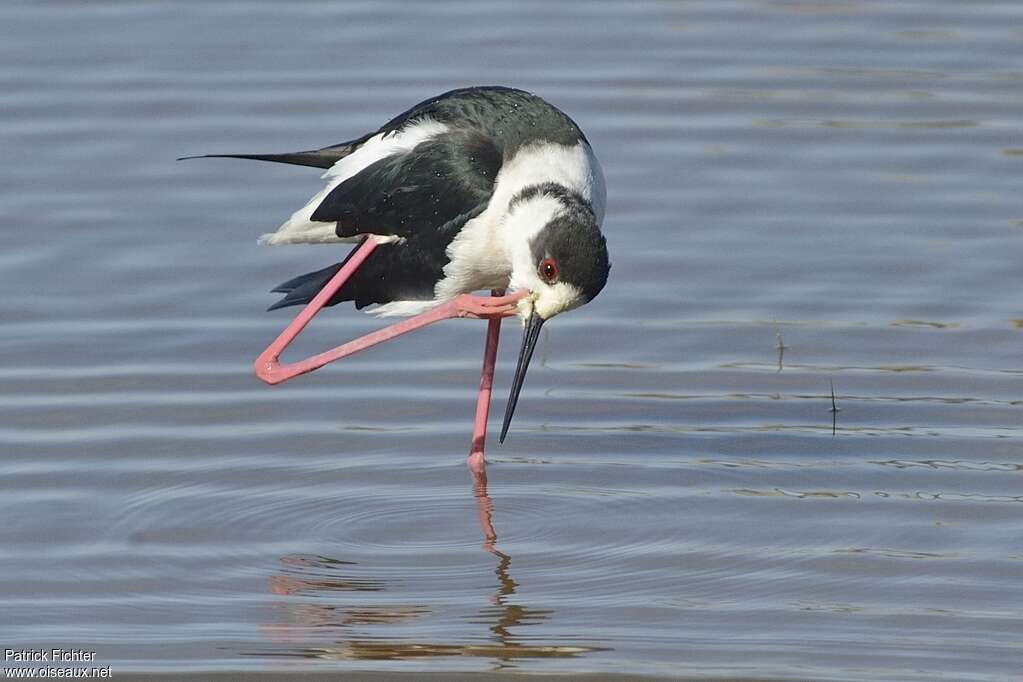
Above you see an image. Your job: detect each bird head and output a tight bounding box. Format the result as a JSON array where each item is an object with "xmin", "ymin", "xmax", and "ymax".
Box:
[{"xmin": 500, "ymin": 187, "xmax": 610, "ymax": 443}]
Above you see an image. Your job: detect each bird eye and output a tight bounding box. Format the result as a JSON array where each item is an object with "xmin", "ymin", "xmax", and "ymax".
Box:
[{"xmin": 539, "ymin": 258, "xmax": 558, "ymax": 284}]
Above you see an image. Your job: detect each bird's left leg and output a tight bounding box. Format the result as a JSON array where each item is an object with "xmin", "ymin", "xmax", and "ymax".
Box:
[{"xmin": 255, "ymin": 237, "xmax": 525, "ymax": 385}]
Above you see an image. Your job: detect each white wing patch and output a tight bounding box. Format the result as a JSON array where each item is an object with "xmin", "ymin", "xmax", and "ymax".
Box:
[{"xmin": 258, "ymin": 118, "xmax": 449, "ymax": 246}]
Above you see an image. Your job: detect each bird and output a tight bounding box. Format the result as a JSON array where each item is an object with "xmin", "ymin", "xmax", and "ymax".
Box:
[{"xmin": 181, "ymin": 86, "xmax": 610, "ymax": 443}]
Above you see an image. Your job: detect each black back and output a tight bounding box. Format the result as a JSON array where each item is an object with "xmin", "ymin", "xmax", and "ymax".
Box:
[{"xmin": 370, "ymin": 86, "xmax": 588, "ymax": 158}]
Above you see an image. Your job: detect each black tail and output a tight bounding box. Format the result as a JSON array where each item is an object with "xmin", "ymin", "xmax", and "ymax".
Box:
[
  {"xmin": 177, "ymin": 136, "xmax": 372, "ymax": 170},
  {"xmin": 177, "ymin": 150, "xmax": 342, "ymax": 170},
  {"xmin": 268, "ymin": 262, "xmax": 345, "ymax": 311},
  {"xmin": 267, "ymin": 238, "xmax": 372, "ymax": 311}
]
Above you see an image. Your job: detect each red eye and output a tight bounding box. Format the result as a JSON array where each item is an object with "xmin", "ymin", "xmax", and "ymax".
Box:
[{"xmin": 539, "ymin": 258, "xmax": 558, "ymax": 283}]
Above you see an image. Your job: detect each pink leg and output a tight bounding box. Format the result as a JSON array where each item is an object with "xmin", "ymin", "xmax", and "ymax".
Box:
[
  {"xmin": 255, "ymin": 237, "xmax": 378, "ymax": 383},
  {"xmin": 254, "ymin": 242, "xmax": 524, "ymax": 385},
  {"xmin": 467, "ymin": 289, "xmax": 504, "ymax": 475}
]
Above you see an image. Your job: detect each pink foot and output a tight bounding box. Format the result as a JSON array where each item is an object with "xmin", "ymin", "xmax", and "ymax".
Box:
[
  {"xmin": 452, "ymin": 291, "xmax": 526, "ymax": 319},
  {"xmin": 467, "ymin": 451, "xmax": 486, "ymax": 476}
]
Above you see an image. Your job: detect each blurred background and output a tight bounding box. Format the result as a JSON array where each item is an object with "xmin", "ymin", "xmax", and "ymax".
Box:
[{"xmin": 1, "ymin": 1, "xmax": 1021, "ymax": 679}]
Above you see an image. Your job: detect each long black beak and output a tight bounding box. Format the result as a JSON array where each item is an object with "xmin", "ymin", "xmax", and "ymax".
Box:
[{"xmin": 499, "ymin": 310, "xmax": 545, "ymax": 443}]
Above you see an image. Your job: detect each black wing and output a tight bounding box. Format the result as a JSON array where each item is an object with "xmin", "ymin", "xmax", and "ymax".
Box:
[
  {"xmin": 183, "ymin": 85, "xmax": 581, "ymax": 310},
  {"xmin": 268, "ymin": 205, "xmax": 489, "ymax": 311},
  {"xmin": 310, "ymin": 127, "xmax": 501, "ymax": 240},
  {"xmin": 269, "ymin": 127, "xmax": 502, "ymax": 311}
]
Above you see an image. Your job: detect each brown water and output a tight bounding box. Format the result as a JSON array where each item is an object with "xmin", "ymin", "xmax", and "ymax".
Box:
[{"xmin": 2, "ymin": 1, "xmax": 1022, "ymax": 679}]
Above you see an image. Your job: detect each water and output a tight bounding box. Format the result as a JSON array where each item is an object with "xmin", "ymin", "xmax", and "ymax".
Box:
[{"xmin": 2, "ymin": 1, "xmax": 1022, "ymax": 679}]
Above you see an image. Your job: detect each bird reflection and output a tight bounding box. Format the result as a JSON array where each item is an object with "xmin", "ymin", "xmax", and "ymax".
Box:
[
  {"xmin": 775, "ymin": 328, "xmax": 788, "ymax": 373},
  {"xmin": 470, "ymin": 465, "xmax": 558, "ymax": 669},
  {"xmin": 257, "ymin": 464, "xmax": 600, "ymax": 667}
]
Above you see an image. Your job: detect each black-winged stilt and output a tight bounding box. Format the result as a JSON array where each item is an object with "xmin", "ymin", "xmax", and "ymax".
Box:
[{"xmin": 182, "ymin": 86, "xmax": 610, "ymax": 469}]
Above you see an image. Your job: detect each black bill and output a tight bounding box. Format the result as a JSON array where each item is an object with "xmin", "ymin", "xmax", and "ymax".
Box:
[{"xmin": 499, "ymin": 310, "xmax": 545, "ymax": 443}]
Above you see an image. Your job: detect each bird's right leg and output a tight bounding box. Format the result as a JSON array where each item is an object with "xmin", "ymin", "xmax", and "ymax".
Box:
[{"xmin": 467, "ymin": 289, "xmax": 507, "ymax": 474}]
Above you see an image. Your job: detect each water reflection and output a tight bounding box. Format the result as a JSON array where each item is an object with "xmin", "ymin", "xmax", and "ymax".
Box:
[
  {"xmin": 774, "ymin": 328, "xmax": 788, "ymax": 373},
  {"xmin": 829, "ymin": 379, "xmax": 840, "ymax": 436},
  {"xmin": 257, "ymin": 466, "xmax": 601, "ymax": 667},
  {"xmin": 269, "ymin": 555, "xmax": 385, "ymax": 595},
  {"xmin": 468, "ymin": 467, "xmax": 574, "ymax": 670}
]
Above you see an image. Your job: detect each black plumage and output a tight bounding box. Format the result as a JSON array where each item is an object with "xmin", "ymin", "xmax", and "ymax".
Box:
[
  {"xmin": 311, "ymin": 129, "xmax": 500, "ymax": 239},
  {"xmin": 184, "ymin": 86, "xmax": 595, "ymax": 311},
  {"xmin": 271, "ymin": 86, "xmax": 588, "ymax": 310},
  {"xmin": 367, "ymin": 85, "xmax": 587, "ymax": 154},
  {"xmin": 269, "ymin": 206, "xmax": 486, "ymax": 311}
]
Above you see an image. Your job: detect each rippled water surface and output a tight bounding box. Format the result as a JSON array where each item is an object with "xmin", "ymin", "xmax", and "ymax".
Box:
[{"xmin": 2, "ymin": 1, "xmax": 1022, "ymax": 680}]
